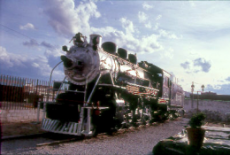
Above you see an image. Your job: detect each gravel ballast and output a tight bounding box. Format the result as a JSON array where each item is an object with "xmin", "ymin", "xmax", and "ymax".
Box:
[{"xmin": 2, "ymin": 118, "xmax": 189, "ymax": 155}]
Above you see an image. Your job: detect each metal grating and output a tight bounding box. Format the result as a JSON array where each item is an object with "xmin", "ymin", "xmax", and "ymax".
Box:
[{"xmin": 41, "ymin": 118, "xmax": 80, "ymax": 135}]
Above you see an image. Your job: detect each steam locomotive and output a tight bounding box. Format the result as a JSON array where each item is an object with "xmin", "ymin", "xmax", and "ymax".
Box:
[{"xmin": 41, "ymin": 32, "xmax": 185, "ymax": 137}]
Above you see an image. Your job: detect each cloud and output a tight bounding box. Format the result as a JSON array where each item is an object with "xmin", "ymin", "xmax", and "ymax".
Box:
[
  {"xmin": 44, "ymin": 47, "xmax": 63, "ymax": 68},
  {"xmin": 40, "ymin": 41, "xmax": 55, "ymax": 49},
  {"xmin": 138, "ymin": 11, "xmax": 148, "ymax": 23},
  {"xmin": 181, "ymin": 61, "xmax": 191, "ymax": 69},
  {"xmin": 19, "ymin": 23, "xmax": 35, "ymax": 30},
  {"xmin": 162, "ymin": 48, "xmax": 174, "ymax": 59},
  {"xmin": 0, "ymin": 46, "xmax": 64, "ymax": 80},
  {"xmin": 226, "ymin": 77, "xmax": 230, "ymax": 81},
  {"xmin": 23, "ymin": 39, "xmax": 56, "ymax": 50},
  {"xmin": 143, "ymin": 2, "xmax": 153, "ymax": 10},
  {"xmin": 138, "ymin": 11, "xmax": 154, "ymax": 29},
  {"xmin": 23, "ymin": 39, "xmax": 39, "ymax": 47},
  {"xmin": 22, "ymin": 39, "xmax": 63, "ymax": 68},
  {"xmin": 194, "ymin": 58, "xmax": 211, "ymax": 72},
  {"xmin": 0, "ymin": 46, "xmax": 47, "ymax": 77},
  {"xmin": 0, "ymin": 46, "xmax": 26, "ymax": 68},
  {"xmin": 117, "ymin": 18, "xmax": 162, "ymax": 53},
  {"xmin": 145, "ymin": 22, "xmax": 152, "ymax": 29},
  {"xmin": 43, "ymin": 0, "xmax": 101, "ymax": 37},
  {"xmin": 180, "ymin": 78, "xmax": 184, "ymax": 82},
  {"xmin": 189, "ymin": 51, "xmax": 199, "ymax": 55},
  {"xmin": 120, "ymin": 17, "xmax": 135, "ymax": 34},
  {"xmin": 153, "ymin": 23, "xmax": 159, "ymax": 30},
  {"xmin": 206, "ymin": 84, "xmax": 230, "ymax": 95},
  {"xmin": 189, "ymin": 1, "xmax": 196, "ymax": 7},
  {"xmin": 141, "ymin": 34, "xmax": 163, "ymax": 52},
  {"xmin": 156, "ymin": 15, "xmax": 162, "ymax": 21},
  {"xmin": 180, "ymin": 58, "xmax": 211, "ymax": 73},
  {"xmin": 42, "ymin": 0, "xmax": 166, "ymax": 55},
  {"xmin": 91, "ymin": 26, "xmax": 162, "ymax": 54},
  {"xmin": 159, "ymin": 29, "xmax": 181, "ymax": 39}
]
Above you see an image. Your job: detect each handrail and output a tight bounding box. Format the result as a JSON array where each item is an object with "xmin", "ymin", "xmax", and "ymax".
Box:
[
  {"xmin": 54, "ymin": 76, "xmax": 67, "ymax": 101},
  {"xmin": 86, "ymin": 73, "xmax": 101, "ymax": 104},
  {"xmin": 47, "ymin": 61, "xmax": 63, "ymax": 102},
  {"xmin": 126, "ymin": 82, "xmax": 159, "ymax": 91},
  {"xmin": 110, "ymin": 71, "xmax": 115, "ymax": 86}
]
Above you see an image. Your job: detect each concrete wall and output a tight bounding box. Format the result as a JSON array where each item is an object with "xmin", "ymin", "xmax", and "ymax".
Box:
[
  {"xmin": 192, "ymin": 94, "xmax": 230, "ymax": 101},
  {"xmin": 0, "ymin": 109, "xmax": 43, "ymax": 123},
  {"xmin": 1, "ymin": 99, "xmax": 230, "ymax": 123},
  {"xmin": 184, "ymin": 99, "xmax": 230, "ymax": 122}
]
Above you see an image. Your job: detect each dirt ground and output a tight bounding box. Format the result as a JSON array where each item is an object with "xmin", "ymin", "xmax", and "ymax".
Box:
[
  {"xmin": 1, "ymin": 122, "xmax": 46, "ymax": 138},
  {"xmin": 1, "ymin": 118, "xmax": 230, "ymax": 138}
]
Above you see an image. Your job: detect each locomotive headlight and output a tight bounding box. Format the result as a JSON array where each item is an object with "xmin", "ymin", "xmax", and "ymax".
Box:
[
  {"xmin": 62, "ymin": 46, "xmax": 68, "ymax": 52},
  {"xmin": 61, "ymin": 55, "xmax": 73, "ymax": 68}
]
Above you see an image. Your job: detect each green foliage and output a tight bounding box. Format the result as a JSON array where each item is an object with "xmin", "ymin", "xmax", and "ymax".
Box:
[{"xmin": 189, "ymin": 112, "xmax": 206, "ymax": 128}]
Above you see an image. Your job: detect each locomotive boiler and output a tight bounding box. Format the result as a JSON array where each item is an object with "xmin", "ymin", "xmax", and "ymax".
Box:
[{"xmin": 41, "ymin": 32, "xmax": 185, "ymax": 137}]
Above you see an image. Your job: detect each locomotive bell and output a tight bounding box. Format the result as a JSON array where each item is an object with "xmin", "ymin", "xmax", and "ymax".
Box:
[{"xmin": 75, "ymin": 32, "xmax": 84, "ymax": 43}]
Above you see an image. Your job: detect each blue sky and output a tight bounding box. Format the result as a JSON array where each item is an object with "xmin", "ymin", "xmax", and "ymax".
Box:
[{"xmin": 1, "ymin": 0, "xmax": 230, "ymax": 94}]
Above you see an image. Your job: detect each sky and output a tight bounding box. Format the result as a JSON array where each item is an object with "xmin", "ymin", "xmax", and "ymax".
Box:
[{"xmin": 0, "ymin": 0, "xmax": 230, "ymax": 95}]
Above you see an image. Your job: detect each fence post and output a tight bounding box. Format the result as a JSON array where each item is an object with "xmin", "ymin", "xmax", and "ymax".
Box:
[
  {"xmin": 36, "ymin": 101, "xmax": 41, "ymax": 123},
  {"xmin": 35, "ymin": 79, "xmax": 38, "ymax": 94},
  {"xmin": 42, "ymin": 102, "xmax": 46, "ymax": 121},
  {"xmin": 197, "ymin": 92, "xmax": 199, "ymax": 113}
]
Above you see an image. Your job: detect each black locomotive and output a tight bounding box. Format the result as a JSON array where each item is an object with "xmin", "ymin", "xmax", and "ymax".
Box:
[{"xmin": 41, "ymin": 32, "xmax": 184, "ymax": 137}]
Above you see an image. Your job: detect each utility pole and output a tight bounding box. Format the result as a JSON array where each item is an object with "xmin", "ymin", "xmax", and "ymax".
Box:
[
  {"xmin": 191, "ymin": 82, "xmax": 195, "ymax": 108},
  {"xmin": 196, "ymin": 85, "xmax": 205, "ymax": 113},
  {"xmin": 197, "ymin": 91, "xmax": 199, "ymax": 113}
]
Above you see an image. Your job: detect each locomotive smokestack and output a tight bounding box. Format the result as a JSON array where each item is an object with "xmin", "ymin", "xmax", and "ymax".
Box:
[{"xmin": 90, "ymin": 34, "xmax": 102, "ymax": 48}]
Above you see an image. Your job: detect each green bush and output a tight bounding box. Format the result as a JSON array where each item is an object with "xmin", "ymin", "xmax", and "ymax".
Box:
[{"xmin": 189, "ymin": 112, "xmax": 206, "ymax": 128}]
